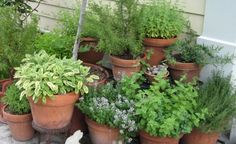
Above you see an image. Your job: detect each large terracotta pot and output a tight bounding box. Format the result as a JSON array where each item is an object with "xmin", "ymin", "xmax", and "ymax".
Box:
[
  {"xmin": 139, "ymin": 131, "xmax": 180, "ymax": 144},
  {"xmin": 28, "ymin": 92, "xmax": 79, "ymax": 129},
  {"xmin": 168, "ymin": 62, "xmax": 201, "ymax": 82},
  {"xmin": 85, "ymin": 117, "xmax": 121, "ymax": 144},
  {"xmin": 110, "ymin": 55, "xmax": 145, "ymax": 81},
  {"xmin": 0, "ymin": 79, "xmax": 13, "ymax": 123},
  {"xmin": 78, "ymin": 37, "xmax": 104, "ymax": 64},
  {"xmin": 70, "ymin": 64, "xmax": 109, "ymax": 134},
  {"xmin": 2, "ymin": 106, "xmax": 34, "ymax": 141},
  {"xmin": 143, "ymin": 37, "xmax": 177, "ymax": 66},
  {"xmin": 181, "ymin": 129, "xmax": 219, "ymax": 144}
]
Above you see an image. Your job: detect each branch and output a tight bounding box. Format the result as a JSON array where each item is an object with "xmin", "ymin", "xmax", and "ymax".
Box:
[{"xmin": 72, "ymin": 0, "xmax": 88, "ymax": 60}]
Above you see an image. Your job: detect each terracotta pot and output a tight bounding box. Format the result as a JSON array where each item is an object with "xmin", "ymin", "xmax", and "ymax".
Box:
[
  {"xmin": 143, "ymin": 37, "xmax": 177, "ymax": 66},
  {"xmin": 145, "ymin": 71, "xmax": 169, "ymax": 83},
  {"xmin": 28, "ymin": 92, "xmax": 79, "ymax": 129},
  {"xmin": 83, "ymin": 63, "xmax": 109, "ymax": 87},
  {"xmin": 78, "ymin": 37, "xmax": 104, "ymax": 64},
  {"xmin": 139, "ymin": 131, "xmax": 180, "ymax": 144},
  {"xmin": 0, "ymin": 79, "xmax": 13, "ymax": 123},
  {"xmin": 2, "ymin": 106, "xmax": 34, "ymax": 141},
  {"xmin": 85, "ymin": 117, "xmax": 121, "ymax": 144},
  {"xmin": 181, "ymin": 129, "xmax": 219, "ymax": 144},
  {"xmin": 110, "ymin": 55, "xmax": 145, "ymax": 81},
  {"xmin": 168, "ymin": 62, "xmax": 201, "ymax": 82}
]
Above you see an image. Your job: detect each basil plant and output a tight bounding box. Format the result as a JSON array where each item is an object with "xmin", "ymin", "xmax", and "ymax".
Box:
[{"xmin": 14, "ymin": 51, "xmax": 99, "ymax": 103}]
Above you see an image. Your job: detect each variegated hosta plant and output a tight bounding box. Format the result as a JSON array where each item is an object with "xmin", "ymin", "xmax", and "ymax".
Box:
[{"xmin": 14, "ymin": 50, "xmax": 99, "ymax": 103}]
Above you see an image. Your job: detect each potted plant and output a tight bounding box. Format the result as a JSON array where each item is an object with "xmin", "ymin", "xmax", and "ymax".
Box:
[
  {"xmin": 165, "ymin": 29, "xmax": 233, "ymax": 82},
  {"xmin": 58, "ymin": 6, "xmax": 103, "ymax": 64},
  {"xmin": 145, "ymin": 63, "xmax": 169, "ymax": 83},
  {"xmin": 70, "ymin": 62, "xmax": 109, "ymax": 134},
  {"xmin": 0, "ymin": 7, "xmax": 38, "ymax": 121},
  {"xmin": 77, "ymin": 80, "xmax": 139, "ymax": 144},
  {"xmin": 182, "ymin": 71, "xmax": 236, "ymax": 144},
  {"xmin": 91, "ymin": 0, "xmax": 145, "ymax": 80},
  {"xmin": 136, "ymin": 75, "xmax": 207, "ymax": 144},
  {"xmin": 142, "ymin": 0, "xmax": 186, "ymax": 66},
  {"xmin": 14, "ymin": 51, "xmax": 99, "ymax": 129},
  {"xmin": 2, "ymin": 83, "xmax": 34, "ymax": 141}
]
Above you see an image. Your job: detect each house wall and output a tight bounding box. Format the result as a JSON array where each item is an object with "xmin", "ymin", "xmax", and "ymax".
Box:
[{"xmin": 31, "ymin": 0, "xmax": 206, "ymax": 35}]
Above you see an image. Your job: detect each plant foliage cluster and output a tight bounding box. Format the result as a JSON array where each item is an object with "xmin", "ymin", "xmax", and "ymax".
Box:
[
  {"xmin": 197, "ymin": 71, "xmax": 236, "ymax": 133},
  {"xmin": 136, "ymin": 75, "xmax": 207, "ymax": 137},
  {"xmin": 14, "ymin": 51, "xmax": 99, "ymax": 103},
  {"xmin": 91, "ymin": 0, "xmax": 144, "ymax": 59},
  {"xmin": 2, "ymin": 83, "xmax": 30, "ymax": 115},
  {"xmin": 0, "ymin": 7, "xmax": 38, "ymax": 78},
  {"xmin": 165, "ymin": 29, "xmax": 233, "ymax": 65},
  {"xmin": 142, "ymin": 0, "xmax": 186, "ymax": 39}
]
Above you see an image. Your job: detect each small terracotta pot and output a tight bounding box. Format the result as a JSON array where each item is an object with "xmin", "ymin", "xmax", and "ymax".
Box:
[
  {"xmin": 181, "ymin": 129, "xmax": 219, "ymax": 144},
  {"xmin": 83, "ymin": 63, "xmax": 109, "ymax": 87},
  {"xmin": 2, "ymin": 106, "xmax": 34, "ymax": 141},
  {"xmin": 145, "ymin": 71, "xmax": 169, "ymax": 83},
  {"xmin": 28, "ymin": 92, "xmax": 79, "ymax": 129},
  {"xmin": 168, "ymin": 62, "xmax": 201, "ymax": 82},
  {"xmin": 144, "ymin": 37, "xmax": 177, "ymax": 66},
  {"xmin": 85, "ymin": 117, "xmax": 121, "ymax": 144},
  {"xmin": 110, "ymin": 55, "xmax": 145, "ymax": 81},
  {"xmin": 139, "ymin": 131, "xmax": 180, "ymax": 144},
  {"xmin": 78, "ymin": 37, "xmax": 104, "ymax": 64}
]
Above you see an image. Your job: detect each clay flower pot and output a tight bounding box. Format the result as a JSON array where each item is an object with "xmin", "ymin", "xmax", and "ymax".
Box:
[
  {"xmin": 2, "ymin": 106, "xmax": 34, "ymax": 141},
  {"xmin": 139, "ymin": 131, "xmax": 180, "ymax": 144},
  {"xmin": 145, "ymin": 71, "xmax": 169, "ymax": 83},
  {"xmin": 28, "ymin": 92, "xmax": 79, "ymax": 129},
  {"xmin": 70, "ymin": 63, "xmax": 109, "ymax": 134},
  {"xmin": 110, "ymin": 55, "xmax": 145, "ymax": 81},
  {"xmin": 181, "ymin": 129, "xmax": 219, "ymax": 144},
  {"xmin": 143, "ymin": 37, "xmax": 177, "ymax": 66},
  {"xmin": 78, "ymin": 37, "xmax": 104, "ymax": 64},
  {"xmin": 85, "ymin": 117, "xmax": 121, "ymax": 144},
  {"xmin": 168, "ymin": 62, "xmax": 201, "ymax": 82}
]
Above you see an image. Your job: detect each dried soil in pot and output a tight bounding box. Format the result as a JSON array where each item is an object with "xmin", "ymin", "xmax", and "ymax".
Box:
[
  {"xmin": 85, "ymin": 117, "xmax": 121, "ymax": 144},
  {"xmin": 143, "ymin": 37, "xmax": 177, "ymax": 66},
  {"xmin": 181, "ymin": 129, "xmax": 219, "ymax": 144},
  {"xmin": 78, "ymin": 37, "xmax": 104, "ymax": 64},
  {"xmin": 2, "ymin": 105, "xmax": 34, "ymax": 141},
  {"xmin": 110, "ymin": 55, "xmax": 146, "ymax": 81},
  {"xmin": 139, "ymin": 131, "xmax": 180, "ymax": 144},
  {"xmin": 28, "ymin": 92, "xmax": 79, "ymax": 129}
]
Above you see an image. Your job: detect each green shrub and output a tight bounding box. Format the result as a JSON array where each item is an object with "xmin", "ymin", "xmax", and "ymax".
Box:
[
  {"xmin": 165, "ymin": 29, "xmax": 234, "ymax": 65},
  {"xmin": 14, "ymin": 51, "xmax": 99, "ymax": 103},
  {"xmin": 197, "ymin": 71, "xmax": 236, "ymax": 133},
  {"xmin": 2, "ymin": 83, "xmax": 30, "ymax": 115},
  {"xmin": 142, "ymin": 0, "xmax": 186, "ymax": 39},
  {"xmin": 136, "ymin": 75, "xmax": 207, "ymax": 137},
  {"xmin": 0, "ymin": 7, "xmax": 38, "ymax": 77},
  {"xmin": 91, "ymin": 0, "xmax": 144, "ymax": 59}
]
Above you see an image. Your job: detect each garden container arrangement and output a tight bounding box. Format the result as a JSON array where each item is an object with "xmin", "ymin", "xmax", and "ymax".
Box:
[
  {"xmin": 142, "ymin": 0, "xmax": 186, "ymax": 66},
  {"xmin": 2, "ymin": 83, "xmax": 34, "ymax": 141},
  {"xmin": 182, "ymin": 71, "xmax": 236, "ymax": 144},
  {"xmin": 14, "ymin": 51, "xmax": 99, "ymax": 129},
  {"xmin": 91, "ymin": 0, "xmax": 145, "ymax": 80},
  {"xmin": 135, "ymin": 75, "xmax": 207, "ymax": 144}
]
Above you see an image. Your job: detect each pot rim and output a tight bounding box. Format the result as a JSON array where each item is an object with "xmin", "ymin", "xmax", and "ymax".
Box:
[
  {"xmin": 85, "ymin": 116, "xmax": 119, "ymax": 131},
  {"xmin": 2, "ymin": 105, "xmax": 32, "ymax": 122},
  {"xmin": 80, "ymin": 37, "xmax": 98, "ymax": 42},
  {"xmin": 110, "ymin": 54, "xmax": 146, "ymax": 68}
]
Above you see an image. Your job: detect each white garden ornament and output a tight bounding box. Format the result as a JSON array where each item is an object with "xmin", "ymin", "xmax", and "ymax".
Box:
[{"xmin": 65, "ymin": 130, "xmax": 83, "ymax": 144}]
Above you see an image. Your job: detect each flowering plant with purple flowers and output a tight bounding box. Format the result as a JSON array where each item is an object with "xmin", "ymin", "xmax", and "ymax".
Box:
[{"xmin": 77, "ymin": 82, "xmax": 138, "ymax": 142}]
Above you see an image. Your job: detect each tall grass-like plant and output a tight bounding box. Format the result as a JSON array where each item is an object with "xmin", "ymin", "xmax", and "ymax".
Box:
[{"xmin": 197, "ymin": 71, "xmax": 236, "ymax": 133}]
